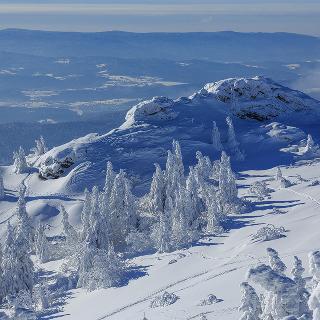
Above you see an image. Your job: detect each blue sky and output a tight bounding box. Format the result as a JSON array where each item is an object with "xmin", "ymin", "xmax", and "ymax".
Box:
[{"xmin": 0, "ymin": 1, "xmax": 319, "ymax": 35}]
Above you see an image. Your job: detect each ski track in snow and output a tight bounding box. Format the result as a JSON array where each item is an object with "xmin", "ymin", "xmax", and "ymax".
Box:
[
  {"xmin": 96, "ymin": 267, "xmax": 239, "ymax": 320},
  {"xmin": 284, "ymin": 187, "xmax": 320, "ymax": 207}
]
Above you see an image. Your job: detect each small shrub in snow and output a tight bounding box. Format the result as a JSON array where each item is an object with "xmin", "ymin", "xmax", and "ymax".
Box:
[
  {"xmin": 309, "ymin": 180, "xmax": 320, "ymax": 187},
  {"xmin": 199, "ymin": 294, "xmax": 220, "ymax": 306},
  {"xmin": 249, "ymin": 181, "xmax": 272, "ymax": 200},
  {"xmin": 252, "ymin": 224, "xmax": 286, "ymax": 242},
  {"xmin": 150, "ymin": 291, "xmax": 179, "ymax": 308},
  {"xmin": 272, "ymin": 207, "xmax": 286, "ymax": 215},
  {"xmin": 280, "ymin": 177, "xmax": 292, "ymax": 188}
]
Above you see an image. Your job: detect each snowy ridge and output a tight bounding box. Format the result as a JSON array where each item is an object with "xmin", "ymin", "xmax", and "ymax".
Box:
[{"xmin": 24, "ymin": 76, "xmax": 320, "ymax": 194}]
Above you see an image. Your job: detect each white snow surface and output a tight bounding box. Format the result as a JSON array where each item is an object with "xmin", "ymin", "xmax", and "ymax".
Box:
[{"xmin": 1, "ymin": 76, "xmax": 320, "ymax": 319}]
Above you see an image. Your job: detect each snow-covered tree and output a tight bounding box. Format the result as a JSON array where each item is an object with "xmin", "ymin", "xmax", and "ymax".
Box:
[
  {"xmin": 308, "ymin": 251, "xmax": 320, "ymax": 319},
  {"xmin": 109, "ymin": 170, "xmax": 137, "ymax": 247},
  {"xmin": 2, "ymin": 222, "xmax": 34, "ymax": 300},
  {"xmin": 212, "ymin": 121, "xmax": 223, "ymax": 152},
  {"xmin": 13, "ymin": 147, "xmax": 28, "ymax": 174},
  {"xmin": 165, "ymin": 141, "xmax": 185, "ymax": 198},
  {"xmin": 0, "ymin": 174, "xmax": 4, "ymax": 199},
  {"xmin": 33, "ymin": 136, "xmax": 47, "ymax": 156},
  {"xmin": 77, "ymin": 241, "xmax": 124, "ymax": 291},
  {"xmin": 194, "ymin": 151, "xmax": 213, "ymax": 187},
  {"xmin": 84, "ymin": 186, "xmax": 110, "ymax": 250},
  {"xmin": 217, "ymin": 152, "xmax": 241, "ymax": 215},
  {"xmin": 156, "ymin": 195, "xmax": 172, "ymax": 253},
  {"xmin": 104, "ymin": 161, "xmax": 116, "ymax": 197},
  {"xmin": 275, "ymin": 167, "xmax": 283, "ymax": 181},
  {"xmin": 239, "ymin": 282, "xmax": 262, "ymax": 320},
  {"xmin": 203, "ymin": 185, "xmax": 223, "ymax": 234},
  {"xmin": 186, "ymin": 166, "xmax": 203, "ymax": 221},
  {"xmin": 61, "ymin": 205, "xmax": 77, "ymax": 242},
  {"xmin": 291, "ymin": 256, "xmax": 311, "ymax": 318},
  {"xmin": 249, "ymin": 181, "xmax": 272, "ymax": 201},
  {"xmin": 309, "ymin": 284, "xmax": 320, "ymax": 320},
  {"xmin": 267, "ymin": 247, "xmax": 287, "ymax": 275},
  {"xmin": 304, "ymin": 134, "xmax": 316, "ymax": 154},
  {"xmin": 148, "ymin": 163, "xmax": 166, "ymax": 217},
  {"xmin": 15, "ymin": 185, "xmax": 34, "ymax": 250},
  {"xmin": 309, "ymin": 251, "xmax": 320, "ymax": 288},
  {"xmin": 35, "ymin": 223, "xmax": 50, "ymax": 263},
  {"xmin": 171, "ymin": 186, "xmax": 195, "ymax": 249},
  {"xmin": 247, "ymin": 264, "xmax": 299, "ymax": 319},
  {"xmin": 226, "ymin": 116, "xmax": 244, "ymax": 160},
  {"xmin": 80, "ymin": 188, "xmax": 91, "ymax": 239}
]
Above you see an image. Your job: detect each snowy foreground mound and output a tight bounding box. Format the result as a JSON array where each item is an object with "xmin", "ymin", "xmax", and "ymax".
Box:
[{"xmin": 27, "ymin": 76, "xmax": 320, "ymax": 194}]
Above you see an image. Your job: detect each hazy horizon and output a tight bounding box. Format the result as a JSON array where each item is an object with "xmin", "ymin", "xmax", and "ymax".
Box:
[{"xmin": 0, "ymin": 1, "xmax": 318, "ymax": 35}]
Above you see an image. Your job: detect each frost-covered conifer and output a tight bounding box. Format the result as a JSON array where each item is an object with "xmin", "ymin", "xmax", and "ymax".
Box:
[
  {"xmin": 291, "ymin": 256, "xmax": 311, "ymax": 318},
  {"xmin": 0, "ymin": 243, "xmax": 4, "ymax": 302},
  {"xmin": 239, "ymin": 282, "xmax": 262, "ymax": 320},
  {"xmin": 61, "ymin": 205, "xmax": 77, "ymax": 242},
  {"xmin": 109, "ymin": 170, "xmax": 137, "ymax": 246},
  {"xmin": 85, "ymin": 186, "xmax": 110, "ymax": 250},
  {"xmin": 204, "ymin": 187, "xmax": 223, "ymax": 235},
  {"xmin": 267, "ymin": 247, "xmax": 287, "ymax": 275},
  {"xmin": 247, "ymin": 264, "xmax": 299, "ymax": 319},
  {"xmin": 80, "ymin": 188, "xmax": 91, "ymax": 236},
  {"xmin": 13, "ymin": 146, "xmax": 28, "ymax": 174},
  {"xmin": 0, "ymin": 174, "xmax": 4, "ymax": 199},
  {"xmin": 173, "ymin": 140, "xmax": 184, "ymax": 183},
  {"xmin": 16, "ymin": 185, "xmax": 34, "ymax": 249},
  {"xmin": 104, "ymin": 161, "xmax": 116, "ymax": 197},
  {"xmin": 194, "ymin": 151, "xmax": 213, "ymax": 187},
  {"xmin": 304, "ymin": 134, "xmax": 315, "ymax": 154},
  {"xmin": 218, "ymin": 152, "xmax": 240, "ymax": 214},
  {"xmin": 77, "ymin": 241, "xmax": 124, "ymax": 291},
  {"xmin": 308, "ymin": 251, "xmax": 320, "ymax": 319},
  {"xmin": 186, "ymin": 166, "xmax": 203, "ymax": 221},
  {"xmin": 275, "ymin": 167, "xmax": 283, "ymax": 181},
  {"xmin": 165, "ymin": 141, "xmax": 185, "ymax": 200},
  {"xmin": 2, "ymin": 222, "xmax": 34, "ymax": 299},
  {"xmin": 171, "ymin": 186, "xmax": 194, "ymax": 249},
  {"xmin": 35, "ymin": 223, "xmax": 50, "ymax": 263},
  {"xmin": 309, "ymin": 251, "xmax": 320, "ymax": 288},
  {"xmin": 309, "ymin": 285, "xmax": 320, "ymax": 320},
  {"xmin": 226, "ymin": 116, "xmax": 244, "ymax": 160},
  {"xmin": 212, "ymin": 121, "xmax": 223, "ymax": 152},
  {"xmin": 34, "ymin": 136, "xmax": 47, "ymax": 156},
  {"xmin": 156, "ymin": 196, "xmax": 172, "ymax": 253},
  {"xmin": 148, "ymin": 163, "xmax": 166, "ymax": 216}
]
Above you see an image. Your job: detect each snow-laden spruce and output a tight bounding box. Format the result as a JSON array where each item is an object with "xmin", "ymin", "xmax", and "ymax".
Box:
[
  {"xmin": 239, "ymin": 282, "xmax": 262, "ymax": 320},
  {"xmin": 242, "ymin": 248, "xmax": 311, "ymax": 320},
  {"xmin": 212, "ymin": 121, "xmax": 223, "ymax": 152},
  {"xmin": 32, "ymin": 136, "xmax": 47, "ymax": 156},
  {"xmin": 13, "ymin": 147, "xmax": 28, "ymax": 174},
  {"xmin": 0, "ymin": 174, "xmax": 4, "ymax": 199}
]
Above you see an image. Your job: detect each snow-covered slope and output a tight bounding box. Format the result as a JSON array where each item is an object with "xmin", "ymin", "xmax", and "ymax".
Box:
[
  {"xmin": 2, "ymin": 76, "xmax": 320, "ymax": 320},
  {"xmin": 28, "ymin": 76, "xmax": 320, "ymax": 194}
]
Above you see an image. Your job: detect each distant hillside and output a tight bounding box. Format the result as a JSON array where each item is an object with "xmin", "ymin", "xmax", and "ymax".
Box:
[{"xmin": 0, "ymin": 29, "xmax": 319, "ymax": 61}]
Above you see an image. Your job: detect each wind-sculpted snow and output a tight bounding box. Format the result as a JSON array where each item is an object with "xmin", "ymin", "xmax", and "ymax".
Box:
[{"xmin": 29, "ymin": 77, "xmax": 320, "ymax": 194}]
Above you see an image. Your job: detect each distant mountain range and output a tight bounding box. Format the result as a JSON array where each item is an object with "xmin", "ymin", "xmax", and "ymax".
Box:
[{"xmin": 0, "ymin": 29, "xmax": 319, "ymax": 61}]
